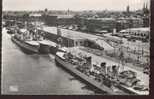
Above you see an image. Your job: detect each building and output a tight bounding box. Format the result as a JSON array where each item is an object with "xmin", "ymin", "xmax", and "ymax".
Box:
[
  {"xmin": 57, "ymin": 15, "xmax": 75, "ymax": 25},
  {"xmin": 42, "ymin": 14, "xmax": 75, "ymax": 26},
  {"xmin": 142, "ymin": 3, "xmax": 150, "ymax": 27},
  {"xmin": 37, "ymin": 26, "xmax": 104, "ymax": 50},
  {"xmin": 116, "ymin": 17, "xmax": 143, "ymax": 32},
  {"xmin": 84, "ymin": 18, "xmax": 116, "ymax": 33},
  {"xmin": 43, "ymin": 14, "xmax": 58, "ymax": 26},
  {"xmin": 126, "ymin": 5, "xmax": 130, "ymax": 17},
  {"xmin": 119, "ymin": 27, "xmax": 150, "ymax": 40},
  {"xmin": 29, "ymin": 13, "xmax": 42, "ymax": 22},
  {"xmin": 3, "ymin": 12, "xmax": 30, "ymax": 22},
  {"xmin": 38, "ymin": 26, "xmax": 86, "ymax": 47}
]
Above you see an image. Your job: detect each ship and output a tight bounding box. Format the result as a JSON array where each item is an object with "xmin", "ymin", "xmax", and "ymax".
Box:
[
  {"xmin": 11, "ymin": 28, "xmax": 40, "ymax": 54},
  {"xmin": 37, "ymin": 26, "xmax": 62, "ymax": 54},
  {"xmin": 38, "ymin": 40, "xmax": 57, "ymax": 54},
  {"xmin": 55, "ymin": 50, "xmax": 149, "ymax": 95}
]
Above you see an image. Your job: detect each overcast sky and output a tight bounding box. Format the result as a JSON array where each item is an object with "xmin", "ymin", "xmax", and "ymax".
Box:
[{"xmin": 3, "ymin": 0, "xmax": 150, "ymax": 11}]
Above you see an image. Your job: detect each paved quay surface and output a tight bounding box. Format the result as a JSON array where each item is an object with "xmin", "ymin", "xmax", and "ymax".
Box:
[
  {"xmin": 42, "ymin": 26, "xmax": 149, "ymax": 53},
  {"xmin": 42, "ymin": 26, "xmax": 149, "ymax": 64}
]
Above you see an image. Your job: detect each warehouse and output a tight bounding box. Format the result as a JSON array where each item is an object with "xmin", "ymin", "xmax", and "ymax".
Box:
[
  {"xmin": 119, "ymin": 27, "xmax": 150, "ymax": 39},
  {"xmin": 37, "ymin": 26, "xmax": 104, "ymax": 50},
  {"xmin": 38, "ymin": 26, "xmax": 86, "ymax": 47}
]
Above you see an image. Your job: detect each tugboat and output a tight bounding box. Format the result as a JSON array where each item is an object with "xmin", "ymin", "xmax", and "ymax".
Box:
[
  {"xmin": 11, "ymin": 28, "xmax": 40, "ymax": 54},
  {"xmin": 55, "ymin": 50, "xmax": 149, "ymax": 95}
]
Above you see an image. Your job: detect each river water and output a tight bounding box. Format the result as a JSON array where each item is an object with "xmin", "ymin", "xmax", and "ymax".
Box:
[{"xmin": 1, "ymin": 28, "xmax": 104, "ymax": 95}]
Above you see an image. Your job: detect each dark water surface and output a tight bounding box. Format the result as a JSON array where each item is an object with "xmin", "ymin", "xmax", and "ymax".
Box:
[{"xmin": 1, "ymin": 28, "xmax": 104, "ymax": 95}]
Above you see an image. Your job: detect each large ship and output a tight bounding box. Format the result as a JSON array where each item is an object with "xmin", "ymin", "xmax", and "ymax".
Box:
[
  {"xmin": 55, "ymin": 50, "xmax": 149, "ymax": 95},
  {"xmin": 37, "ymin": 27, "xmax": 61, "ymax": 54},
  {"xmin": 11, "ymin": 28, "xmax": 40, "ymax": 54},
  {"xmin": 38, "ymin": 40, "xmax": 57, "ymax": 54}
]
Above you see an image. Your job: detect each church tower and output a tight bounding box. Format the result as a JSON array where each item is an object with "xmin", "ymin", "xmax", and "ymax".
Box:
[
  {"xmin": 126, "ymin": 5, "xmax": 130, "ymax": 13},
  {"xmin": 143, "ymin": 2, "xmax": 149, "ymax": 16},
  {"xmin": 142, "ymin": 2, "xmax": 150, "ymax": 27},
  {"xmin": 126, "ymin": 5, "xmax": 130, "ymax": 17}
]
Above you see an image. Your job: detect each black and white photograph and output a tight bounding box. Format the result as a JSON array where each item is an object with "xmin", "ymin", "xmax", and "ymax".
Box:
[{"xmin": 1, "ymin": 0, "xmax": 150, "ymax": 95}]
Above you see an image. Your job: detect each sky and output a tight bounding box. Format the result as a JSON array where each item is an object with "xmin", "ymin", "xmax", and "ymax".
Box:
[{"xmin": 3, "ymin": 0, "xmax": 150, "ymax": 11}]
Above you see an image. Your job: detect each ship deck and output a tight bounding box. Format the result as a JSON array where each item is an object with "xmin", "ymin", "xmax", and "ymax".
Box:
[
  {"xmin": 38, "ymin": 40, "xmax": 57, "ymax": 47},
  {"xmin": 25, "ymin": 41, "xmax": 40, "ymax": 46},
  {"xmin": 11, "ymin": 36, "xmax": 39, "ymax": 53}
]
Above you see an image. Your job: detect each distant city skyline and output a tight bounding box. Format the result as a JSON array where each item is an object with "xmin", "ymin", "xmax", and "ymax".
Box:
[{"xmin": 3, "ymin": 0, "xmax": 150, "ymax": 11}]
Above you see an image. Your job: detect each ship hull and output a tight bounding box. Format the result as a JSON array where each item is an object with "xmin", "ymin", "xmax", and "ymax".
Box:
[
  {"xmin": 38, "ymin": 40, "xmax": 58, "ymax": 54},
  {"xmin": 39, "ymin": 43, "xmax": 57, "ymax": 54},
  {"xmin": 11, "ymin": 36, "xmax": 39, "ymax": 54},
  {"xmin": 55, "ymin": 55, "xmax": 126, "ymax": 95},
  {"xmin": 39, "ymin": 43, "xmax": 51, "ymax": 54}
]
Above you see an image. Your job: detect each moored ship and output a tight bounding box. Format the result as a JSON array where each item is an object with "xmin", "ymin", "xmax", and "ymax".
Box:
[
  {"xmin": 55, "ymin": 50, "xmax": 149, "ymax": 95},
  {"xmin": 11, "ymin": 28, "xmax": 40, "ymax": 54},
  {"xmin": 38, "ymin": 40, "xmax": 57, "ymax": 54}
]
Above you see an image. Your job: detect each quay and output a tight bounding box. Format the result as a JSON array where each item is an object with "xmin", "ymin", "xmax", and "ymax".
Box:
[
  {"xmin": 40, "ymin": 25, "xmax": 149, "ymax": 94},
  {"xmin": 38, "ymin": 25, "xmax": 149, "ymax": 71},
  {"xmin": 3, "ymin": 20, "xmax": 150, "ymax": 95},
  {"xmin": 68, "ymin": 47, "xmax": 149, "ymax": 90}
]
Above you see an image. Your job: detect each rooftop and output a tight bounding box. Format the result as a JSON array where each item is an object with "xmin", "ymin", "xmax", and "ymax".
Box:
[
  {"xmin": 41, "ymin": 26, "xmax": 99, "ymax": 40},
  {"xmin": 86, "ymin": 17, "xmax": 115, "ymax": 21},
  {"xmin": 29, "ymin": 13, "xmax": 42, "ymax": 17},
  {"xmin": 40, "ymin": 26, "xmax": 114, "ymax": 50},
  {"xmin": 120, "ymin": 27, "xmax": 150, "ymax": 32},
  {"xmin": 57, "ymin": 15, "xmax": 74, "ymax": 19},
  {"xmin": 38, "ymin": 40, "xmax": 57, "ymax": 47}
]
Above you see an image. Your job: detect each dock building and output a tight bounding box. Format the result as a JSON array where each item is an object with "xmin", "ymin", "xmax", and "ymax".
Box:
[{"xmin": 119, "ymin": 27, "xmax": 150, "ymax": 40}]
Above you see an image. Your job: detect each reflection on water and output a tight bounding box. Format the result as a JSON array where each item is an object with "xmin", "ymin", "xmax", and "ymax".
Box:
[{"xmin": 1, "ymin": 28, "xmax": 105, "ymax": 95}]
